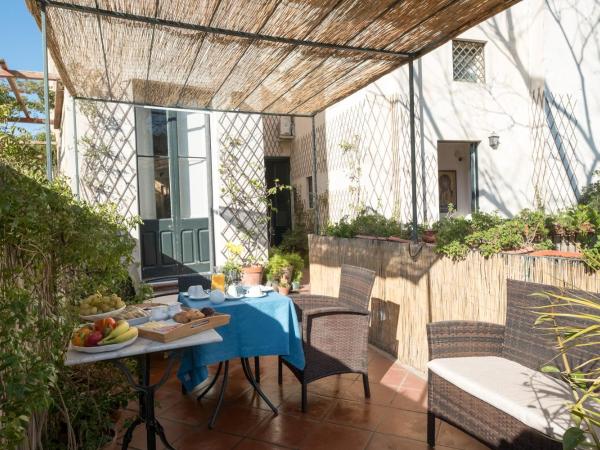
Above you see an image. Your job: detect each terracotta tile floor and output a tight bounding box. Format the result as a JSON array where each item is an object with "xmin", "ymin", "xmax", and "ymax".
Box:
[{"xmin": 106, "ymin": 350, "xmax": 489, "ymax": 450}]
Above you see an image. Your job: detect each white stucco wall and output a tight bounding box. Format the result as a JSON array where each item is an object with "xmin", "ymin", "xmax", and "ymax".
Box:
[{"xmin": 290, "ymin": 0, "xmax": 599, "ymax": 224}]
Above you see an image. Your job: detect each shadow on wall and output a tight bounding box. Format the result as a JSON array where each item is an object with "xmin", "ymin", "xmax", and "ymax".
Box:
[{"xmin": 483, "ymin": 5, "xmax": 600, "ymax": 211}]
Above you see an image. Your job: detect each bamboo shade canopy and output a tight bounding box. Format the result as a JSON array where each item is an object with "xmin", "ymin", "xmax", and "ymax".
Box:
[{"xmin": 26, "ymin": 0, "xmax": 520, "ymax": 115}]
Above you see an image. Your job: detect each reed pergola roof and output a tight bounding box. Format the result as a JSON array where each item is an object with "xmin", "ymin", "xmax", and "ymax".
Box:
[{"xmin": 27, "ymin": 0, "xmax": 519, "ymax": 116}]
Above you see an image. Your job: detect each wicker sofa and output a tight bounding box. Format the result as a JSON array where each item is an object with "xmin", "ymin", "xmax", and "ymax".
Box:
[{"xmin": 427, "ymin": 279, "xmax": 598, "ymax": 450}]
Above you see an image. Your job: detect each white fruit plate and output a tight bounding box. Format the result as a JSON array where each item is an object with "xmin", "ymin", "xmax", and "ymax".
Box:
[
  {"xmin": 70, "ymin": 335, "xmax": 138, "ymax": 353},
  {"xmin": 79, "ymin": 305, "xmax": 126, "ymax": 321}
]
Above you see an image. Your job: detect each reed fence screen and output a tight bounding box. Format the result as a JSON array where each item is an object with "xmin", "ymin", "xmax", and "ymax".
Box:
[{"xmin": 308, "ymin": 235, "xmax": 600, "ymax": 372}]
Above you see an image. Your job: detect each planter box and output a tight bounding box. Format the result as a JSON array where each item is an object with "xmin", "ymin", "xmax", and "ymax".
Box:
[{"xmin": 308, "ymin": 234, "xmax": 600, "ymax": 372}]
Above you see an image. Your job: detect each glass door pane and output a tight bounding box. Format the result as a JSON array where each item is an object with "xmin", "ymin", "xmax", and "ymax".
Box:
[
  {"xmin": 178, "ymin": 158, "xmax": 208, "ymax": 219},
  {"xmin": 136, "ymin": 109, "xmax": 172, "ymax": 220}
]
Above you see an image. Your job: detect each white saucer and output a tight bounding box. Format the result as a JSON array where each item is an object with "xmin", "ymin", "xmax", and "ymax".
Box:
[{"xmin": 183, "ymin": 292, "xmax": 210, "ymax": 300}]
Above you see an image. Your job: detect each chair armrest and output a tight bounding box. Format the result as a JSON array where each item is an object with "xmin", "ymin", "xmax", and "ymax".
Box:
[
  {"xmin": 293, "ymin": 295, "xmax": 368, "ymax": 321},
  {"xmin": 427, "ymin": 321, "xmax": 505, "ymax": 360}
]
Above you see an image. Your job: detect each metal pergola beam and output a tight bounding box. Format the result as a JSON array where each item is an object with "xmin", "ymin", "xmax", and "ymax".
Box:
[
  {"xmin": 71, "ymin": 95, "xmax": 315, "ymax": 118},
  {"xmin": 311, "ymin": 115, "xmax": 319, "ymax": 235},
  {"xmin": 409, "ymin": 60, "xmax": 418, "ymax": 241},
  {"xmin": 41, "ymin": 2, "xmax": 53, "ymax": 181},
  {"xmin": 41, "ymin": 0, "xmax": 413, "ymax": 60}
]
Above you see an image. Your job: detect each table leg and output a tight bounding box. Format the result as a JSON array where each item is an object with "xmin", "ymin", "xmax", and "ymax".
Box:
[
  {"xmin": 208, "ymin": 360, "xmax": 229, "ymax": 429},
  {"xmin": 254, "ymin": 356, "xmax": 261, "ymax": 383},
  {"xmin": 196, "ymin": 361, "xmax": 223, "ymax": 401},
  {"xmin": 241, "ymin": 358, "xmax": 278, "ymax": 414},
  {"xmin": 112, "ymin": 351, "xmax": 180, "ymax": 450}
]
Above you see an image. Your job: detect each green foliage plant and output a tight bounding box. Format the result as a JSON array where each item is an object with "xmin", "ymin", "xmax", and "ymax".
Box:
[
  {"xmin": 265, "ymin": 250, "xmax": 304, "ymax": 283},
  {"xmin": 532, "ymin": 278, "xmax": 600, "ymax": 450},
  {"xmin": 325, "ymin": 210, "xmax": 407, "ymax": 239},
  {"xmin": 580, "ymin": 170, "xmax": 600, "ymax": 212},
  {"xmin": 1, "ymin": 102, "xmax": 140, "ymax": 448}
]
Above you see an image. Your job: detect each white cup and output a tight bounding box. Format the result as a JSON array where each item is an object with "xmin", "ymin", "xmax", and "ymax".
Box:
[
  {"xmin": 227, "ymin": 285, "xmax": 238, "ymax": 297},
  {"xmin": 248, "ymin": 285, "xmax": 262, "ymax": 297},
  {"xmin": 188, "ymin": 285, "xmax": 205, "ymax": 298},
  {"xmin": 168, "ymin": 303, "xmax": 182, "ymax": 317},
  {"xmin": 150, "ymin": 305, "xmax": 169, "ymax": 321}
]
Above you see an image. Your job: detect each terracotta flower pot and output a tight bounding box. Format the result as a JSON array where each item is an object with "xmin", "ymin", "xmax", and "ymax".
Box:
[
  {"xmin": 241, "ymin": 265, "xmax": 263, "ymax": 286},
  {"xmin": 422, "ymin": 230, "xmax": 437, "ymax": 244},
  {"xmin": 279, "ymin": 286, "xmax": 290, "ymax": 296}
]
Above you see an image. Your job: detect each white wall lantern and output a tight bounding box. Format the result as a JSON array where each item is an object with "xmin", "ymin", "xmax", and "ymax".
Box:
[{"xmin": 488, "ymin": 131, "xmax": 500, "ymax": 150}]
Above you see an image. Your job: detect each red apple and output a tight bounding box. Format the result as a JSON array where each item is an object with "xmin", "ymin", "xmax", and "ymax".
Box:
[{"xmin": 85, "ymin": 330, "xmax": 104, "ymax": 347}]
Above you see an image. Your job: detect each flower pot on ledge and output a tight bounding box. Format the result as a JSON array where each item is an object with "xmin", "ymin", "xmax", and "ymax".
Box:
[
  {"xmin": 279, "ymin": 286, "xmax": 290, "ymax": 296},
  {"xmin": 241, "ymin": 265, "xmax": 263, "ymax": 286},
  {"xmin": 421, "ymin": 230, "xmax": 437, "ymax": 244},
  {"xmin": 528, "ymin": 250, "xmax": 583, "ymax": 259}
]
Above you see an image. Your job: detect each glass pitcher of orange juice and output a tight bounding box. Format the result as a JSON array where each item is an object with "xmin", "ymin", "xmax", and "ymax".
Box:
[{"xmin": 211, "ymin": 272, "xmax": 226, "ymax": 292}]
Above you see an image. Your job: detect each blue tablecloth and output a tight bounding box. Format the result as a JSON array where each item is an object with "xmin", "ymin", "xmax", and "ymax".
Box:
[{"xmin": 177, "ymin": 291, "xmax": 305, "ymax": 391}]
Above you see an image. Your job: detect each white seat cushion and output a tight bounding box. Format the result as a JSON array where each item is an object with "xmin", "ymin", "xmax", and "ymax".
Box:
[{"xmin": 428, "ymin": 356, "xmax": 575, "ymax": 439}]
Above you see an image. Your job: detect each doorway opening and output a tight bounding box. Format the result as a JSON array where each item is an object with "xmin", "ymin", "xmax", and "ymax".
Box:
[
  {"xmin": 437, "ymin": 141, "xmax": 479, "ymax": 216},
  {"xmin": 265, "ymin": 157, "xmax": 292, "ymax": 247},
  {"xmin": 136, "ymin": 108, "xmax": 213, "ymax": 280}
]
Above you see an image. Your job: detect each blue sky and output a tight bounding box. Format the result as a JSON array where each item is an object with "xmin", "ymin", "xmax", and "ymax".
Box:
[
  {"xmin": 1, "ymin": 2, "xmax": 44, "ymax": 132},
  {"xmin": 1, "ymin": 2, "xmax": 42, "ymax": 71}
]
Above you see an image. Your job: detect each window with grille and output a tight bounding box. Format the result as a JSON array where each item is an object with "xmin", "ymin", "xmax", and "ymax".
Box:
[{"xmin": 453, "ymin": 40, "xmax": 485, "ymax": 83}]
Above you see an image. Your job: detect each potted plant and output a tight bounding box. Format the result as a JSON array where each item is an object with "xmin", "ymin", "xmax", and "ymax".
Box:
[
  {"xmin": 265, "ymin": 250, "xmax": 305, "ymax": 288},
  {"xmin": 278, "ymin": 278, "xmax": 290, "ymax": 296},
  {"xmin": 224, "ymin": 241, "xmax": 263, "ymax": 286}
]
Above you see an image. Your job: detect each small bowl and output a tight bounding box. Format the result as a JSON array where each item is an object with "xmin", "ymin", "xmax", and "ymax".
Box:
[{"xmin": 150, "ymin": 305, "xmax": 169, "ymax": 321}]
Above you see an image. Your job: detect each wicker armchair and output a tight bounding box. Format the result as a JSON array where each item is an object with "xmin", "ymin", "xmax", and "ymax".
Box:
[
  {"xmin": 278, "ymin": 264, "xmax": 376, "ymax": 412},
  {"xmin": 427, "ymin": 280, "xmax": 599, "ymax": 450}
]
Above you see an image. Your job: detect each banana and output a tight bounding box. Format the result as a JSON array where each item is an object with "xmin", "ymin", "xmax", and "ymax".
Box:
[
  {"xmin": 100, "ymin": 320, "xmax": 129, "ymax": 344},
  {"xmin": 107, "ymin": 327, "xmax": 138, "ymax": 344}
]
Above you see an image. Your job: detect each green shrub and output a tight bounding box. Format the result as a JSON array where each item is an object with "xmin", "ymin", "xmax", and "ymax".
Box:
[
  {"xmin": 325, "ymin": 211, "xmax": 407, "ymax": 239},
  {"xmin": 433, "ymin": 215, "xmax": 472, "ymax": 259},
  {"xmin": 278, "ymin": 226, "xmax": 309, "ymax": 257},
  {"xmin": 265, "ymin": 250, "xmax": 304, "ymax": 282},
  {"xmin": 580, "ymin": 170, "xmax": 600, "ymax": 212},
  {"xmin": 1, "ymin": 99, "xmax": 141, "ymax": 449},
  {"xmin": 465, "ymin": 220, "xmax": 525, "ymax": 256}
]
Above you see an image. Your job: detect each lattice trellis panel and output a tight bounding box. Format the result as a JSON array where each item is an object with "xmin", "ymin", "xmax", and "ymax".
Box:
[
  {"xmin": 290, "ymin": 91, "xmax": 432, "ymax": 228},
  {"xmin": 78, "ymin": 99, "xmax": 138, "ymax": 218},
  {"xmin": 218, "ymin": 112, "xmax": 269, "ymax": 263},
  {"xmin": 290, "ymin": 121, "xmax": 328, "ymax": 231},
  {"xmin": 531, "ymin": 88, "xmax": 580, "ymax": 212},
  {"xmin": 263, "ymin": 116, "xmax": 284, "ymax": 157}
]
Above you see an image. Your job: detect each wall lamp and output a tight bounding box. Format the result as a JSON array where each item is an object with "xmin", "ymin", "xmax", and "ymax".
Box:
[{"xmin": 488, "ymin": 131, "xmax": 500, "ymax": 150}]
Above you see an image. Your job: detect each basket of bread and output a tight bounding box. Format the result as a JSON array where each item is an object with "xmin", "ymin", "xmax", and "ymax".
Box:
[{"xmin": 137, "ymin": 307, "xmax": 230, "ymax": 343}]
